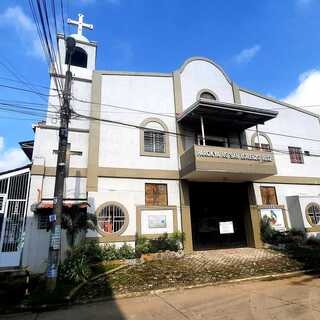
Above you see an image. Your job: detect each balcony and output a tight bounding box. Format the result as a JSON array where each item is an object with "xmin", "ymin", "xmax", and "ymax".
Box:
[{"xmin": 180, "ymin": 145, "xmax": 277, "ymax": 182}]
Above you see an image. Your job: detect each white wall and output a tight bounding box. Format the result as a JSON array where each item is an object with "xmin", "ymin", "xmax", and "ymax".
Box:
[
  {"xmin": 98, "ymin": 75, "xmax": 179, "ymax": 170},
  {"xmin": 32, "ymin": 127, "xmax": 89, "ymax": 169},
  {"xmin": 180, "ymin": 59, "xmax": 234, "ymax": 111},
  {"xmin": 86, "ymin": 178, "xmax": 181, "ymax": 238},
  {"xmin": 253, "ymin": 182, "xmax": 320, "ymax": 229},
  {"xmin": 242, "ymin": 91, "xmax": 320, "ymax": 177},
  {"xmin": 22, "ymin": 175, "xmax": 49, "ymax": 273}
]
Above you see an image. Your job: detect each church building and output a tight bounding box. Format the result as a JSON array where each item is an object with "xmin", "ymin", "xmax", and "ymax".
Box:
[{"xmin": 17, "ymin": 15, "xmax": 320, "ymax": 273}]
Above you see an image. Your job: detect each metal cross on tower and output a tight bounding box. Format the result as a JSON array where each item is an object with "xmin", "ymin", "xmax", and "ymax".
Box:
[{"xmin": 67, "ymin": 14, "xmax": 93, "ymax": 36}]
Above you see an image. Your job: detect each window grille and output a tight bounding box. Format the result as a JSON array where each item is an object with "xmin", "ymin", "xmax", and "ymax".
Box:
[
  {"xmin": 144, "ymin": 130, "xmax": 165, "ymax": 153},
  {"xmin": 0, "ymin": 195, "xmax": 5, "ymax": 213},
  {"xmin": 288, "ymin": 147, "xmax": 304, "ymax": 164},
  {"xmin": 306, "ymin": 203, "xmax": 320, "ymax": 225},
  {"xmin": 97, "ymin": 203, "xmax": 126, "ymax": 234}
]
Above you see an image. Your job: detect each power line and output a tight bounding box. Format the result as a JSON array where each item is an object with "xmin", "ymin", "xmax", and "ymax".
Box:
[
  {"xmin": 71, "ymin": 96, "xmax": 177, "ymax": 118},
  {"xmin": 72, "ymin": 110, "xmax": 320, "ymax": 158}
]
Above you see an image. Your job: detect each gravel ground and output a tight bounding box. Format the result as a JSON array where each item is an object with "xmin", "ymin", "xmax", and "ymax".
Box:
[{"xmin": 75, "ymin": 248, "xmax": 306, "ymax": 301}]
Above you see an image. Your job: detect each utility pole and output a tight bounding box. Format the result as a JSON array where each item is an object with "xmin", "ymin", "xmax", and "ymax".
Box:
[{"xmin": 47, "ymin": 37, "xmax": 75, "ymax": 291}]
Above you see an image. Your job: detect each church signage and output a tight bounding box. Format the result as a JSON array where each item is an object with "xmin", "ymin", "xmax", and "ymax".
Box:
[{"xmin": 196, "ymin": 150, "xmax": 273, "ymax": 162}]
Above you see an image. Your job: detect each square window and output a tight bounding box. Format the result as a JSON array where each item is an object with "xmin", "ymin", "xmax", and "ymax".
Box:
[
  {"xmin": 260, "ymin": 186, "xmax": 278, "ymax": 205},
  {"xmin": 145, "ymin": 183, "xmax": 168, "ymax": 207},
  {"xmin": 288, "ymin": 147, "xmax": 304, "ymax": 164}
]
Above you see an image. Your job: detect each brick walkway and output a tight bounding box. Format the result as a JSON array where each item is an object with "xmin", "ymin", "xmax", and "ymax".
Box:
[{"xmin": 185, "ymin": 247, "xmax": 287, "ymax": 269}]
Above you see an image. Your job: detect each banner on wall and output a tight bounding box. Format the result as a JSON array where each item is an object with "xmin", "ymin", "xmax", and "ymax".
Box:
[{"xmin": 260, "ymin": 208, "xmax": 286, "ymax": 232}]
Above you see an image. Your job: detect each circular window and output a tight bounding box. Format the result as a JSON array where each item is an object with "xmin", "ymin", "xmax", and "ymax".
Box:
[
  {"xmin": 96, "ymin": 202, "xmax": 129, "ymax": 235},
  {"xmin": 305, "ymin": 202, "xmax": 320, "ymax": 226}
]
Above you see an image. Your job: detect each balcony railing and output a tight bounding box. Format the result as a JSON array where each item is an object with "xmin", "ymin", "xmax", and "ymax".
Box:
[{"xmin": 180, "ymin": 144, "xmax": 277, "ymax": 182}]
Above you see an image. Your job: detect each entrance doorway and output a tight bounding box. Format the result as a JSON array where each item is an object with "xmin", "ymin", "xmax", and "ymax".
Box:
[{"xmin": 189, "ymin": 182, "xmax": 250, "ymax": 250}]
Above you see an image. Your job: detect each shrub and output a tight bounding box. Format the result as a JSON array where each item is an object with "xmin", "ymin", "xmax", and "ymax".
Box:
[
  {"xmin": 261, "ymin": 217, "xmax": 307, "ymax": 246},
  {"xmin": 135, "ymin": 232, "xmax": 184, "ymax": 257},
  {"xmin": 116, "ymin": 243, "xmax": 136, "ymax": 259},
  {"xmin": 102, "ymin": 244, "xmax": 135, "ymax": 260},
  {"xmin": 71, "ymin": 240, "xmax": 105, "ymax": 264},
  {"xmin": 59, "ymin": 254, "xmax": 91, "ymax": 284},
  {"xmin": 304, "ymin": 236, "xmax": 320, "ymax": 248},
  {"xmin": 282, "ymin": 229, "xmax": 306, "ymax": 244},
  {"xmin": 59, "ymin": 241, "xmax": 136, "ymax": 283},
  {"xmin": 261, "ymin": 216, "xmax": 281, "ymax": 244}
]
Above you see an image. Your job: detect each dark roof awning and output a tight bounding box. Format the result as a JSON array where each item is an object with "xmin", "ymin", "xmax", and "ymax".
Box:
[
  {"xmin": 177, "ymin": 99, "xmax": 278, "ymax": 131},
  {"xmin": 19, "ymin": 140, "xmax": 34, "ymax": 160}
]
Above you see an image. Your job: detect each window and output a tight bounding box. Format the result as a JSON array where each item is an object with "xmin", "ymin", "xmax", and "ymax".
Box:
[
  {"xmin": 97, "ymin": 202, "xmax": 128, "ymax": 235},
  {"xmin": 200, "ymin": 91, "xmax": 216, "ymax": 100},
  {"xmin": 145, "ymin": 183, "xmax": 168, "ymax": 207},
  {"xmin": 140, "ymin": 118, "xmax": 170, "ymax": 157},
  {"xmin": 253, "ymin": 134, "xmax": 271, "ymax": 152},
  {"xmin": 255, "ymin": 143, "xmax": 271, "ymax": 151},
  {"xmin": 260, "ymin": 186, "xmax": 278, "ymax": 205},
  {"xmin": 288, "ymin": 147, "xmax": 304, "ymax": 164},
  {"xmin": 144, "ymin": 130, "xmax": 165, "ymax": 153},
  {"xmin": 0, "ymin": 195, "xmax": 5, "ymax": 213},
  {"xmin": 38, "ymin": 214, "xmax": 49, "ymax": 230},
  {"xmin": 65, "ymin": 47, "xmax": 88, "ymax": 68},
  {"xmin": 306, "ymin": 203, "xmax": 320, "ymax": 226}
]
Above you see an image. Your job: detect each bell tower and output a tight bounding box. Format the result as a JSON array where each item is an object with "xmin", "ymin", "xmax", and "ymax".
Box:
[{"xmin": 56, "ymin": 13, "xmax": 97, "ymax": 79}]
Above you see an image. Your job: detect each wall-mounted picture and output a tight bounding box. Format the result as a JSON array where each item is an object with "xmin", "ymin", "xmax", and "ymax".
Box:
[{"xmin": 148, "ymin": 215, "xmax": 167, "ymax": 228}]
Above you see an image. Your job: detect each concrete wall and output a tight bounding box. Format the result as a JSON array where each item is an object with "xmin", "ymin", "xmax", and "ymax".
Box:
[
  {"xmin": 242, "ymin": 91, "xmax": 320, "ymax": 177},
  {"xmin": 32, "ymin": 127, "xmax": 89, "ymax": 169},
  {"xmin": 180, "ymin": 59, "xmax": 234, "ymax": 111},
  {"xmin": 98, "ymin": 74, "xmax": 179, "ymax": 170},
  {"xmin": 86, "ymin": 177, "xmax": 181, "ymax": 239}
]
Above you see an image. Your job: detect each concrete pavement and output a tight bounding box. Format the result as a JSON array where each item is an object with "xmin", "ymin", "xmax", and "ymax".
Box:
[{"xmin": 3, "ymin": 275, "xmax": 320, "ymax": 319}]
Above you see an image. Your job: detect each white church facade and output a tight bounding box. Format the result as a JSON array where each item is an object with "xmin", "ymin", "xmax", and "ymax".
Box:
[{"xmin": 5, "ymin": 18, "xmax": 319, "ymax": 273}]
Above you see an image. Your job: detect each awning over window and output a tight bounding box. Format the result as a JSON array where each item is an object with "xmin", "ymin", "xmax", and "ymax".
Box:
[
  {"xmin": 36, "ymin": 200, "xmax": 89, "ymax": 210},
  {"xmin": 177, "ymin": 100, "xmax": 278, "ymax": 131}
]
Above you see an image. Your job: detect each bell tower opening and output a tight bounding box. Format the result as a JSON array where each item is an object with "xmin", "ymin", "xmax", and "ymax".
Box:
[{"xmin": 65, "ymin": 46, "xmax": 88, "ymax": 68}]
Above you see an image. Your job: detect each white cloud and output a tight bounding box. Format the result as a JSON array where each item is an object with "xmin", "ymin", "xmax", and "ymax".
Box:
[
  {"xmin": 283, "ymin": 69, "xmax": 320, "ymax": 114},
  {"xmin": 297, "ymin": 0, "xmax": 314, "ymax": 5},
  {"xmin": 234, "ymin": 45, "xmax": 261, "ymax": 64},
  {"xmin": 0, "ymin": 6, "xmax": 44, "ymax": 59},
  {"xmin": 0, "ymin": 137, "xmax": 29, "ymax": 172}
]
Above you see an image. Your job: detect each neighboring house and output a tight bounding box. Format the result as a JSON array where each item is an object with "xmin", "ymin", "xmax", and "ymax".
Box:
[
  {"xmin": 0, "ymin": 165, "xmax": 30, "ymax": 268},
  {"xmin": 21, "ymin": 26, "xmax": 320, "ymax": 273}
]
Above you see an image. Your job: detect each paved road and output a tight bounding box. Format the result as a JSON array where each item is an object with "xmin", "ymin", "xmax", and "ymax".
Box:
[{"xmin": 4, "ymin": 275, "xmax": 320, "ymax": 320}]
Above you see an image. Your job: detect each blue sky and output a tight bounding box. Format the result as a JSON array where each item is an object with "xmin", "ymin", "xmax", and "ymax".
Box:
[{"xmin": 1, "ymin": 0, "xmax": 320, "ymax": 170}]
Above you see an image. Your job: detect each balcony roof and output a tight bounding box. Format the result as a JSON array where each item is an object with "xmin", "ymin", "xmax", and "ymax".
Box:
[{"xmin": 177, "ymin": 99, "xmax": 278, "ymax": 131}]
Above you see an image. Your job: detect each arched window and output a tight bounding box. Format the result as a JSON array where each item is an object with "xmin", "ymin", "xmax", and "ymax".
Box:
[
  {"xmin": 306, "ymin": 203, "xmax": 320, "ymax": 226},
  {"xmin": 65, "ymin": 46, "xmax": 88, "ymax": 68},
  {"xmin": 96, "ymin": 202, "xmax": 129, "ymax": 235},
  {"xmin": 199, "ymin": 91, "xmax": 216, "ymax": 101},
  {"xmin": 140, "ymin": 118, "xmax": 170, "ymax": 157},
  {"xmin": 251, "ymin": 133, "xmax": 272, "ymax": 152}
]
